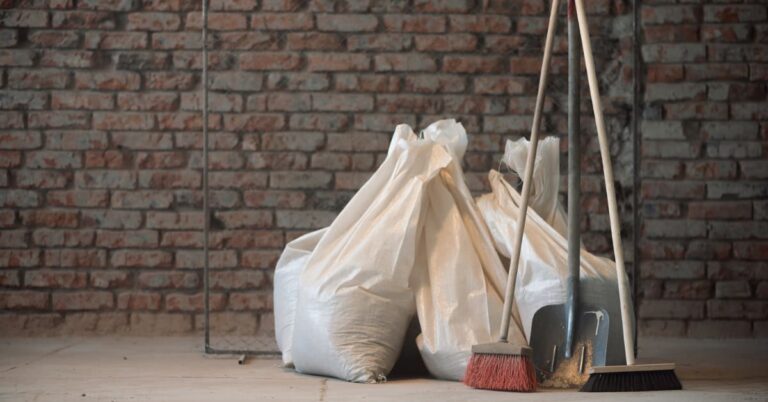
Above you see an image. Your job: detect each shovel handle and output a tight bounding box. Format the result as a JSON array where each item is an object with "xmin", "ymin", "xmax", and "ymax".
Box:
[
  {"xmin": 499, "ymin": 0, "xmax": 560, "ymax": 342},
  {"xmin": 564, "ymin": 0, "xmax": 580, "ymax": 360},
  {"xmin": 574, "ymin": 0, "xmax": 635, "ymax": 366}
]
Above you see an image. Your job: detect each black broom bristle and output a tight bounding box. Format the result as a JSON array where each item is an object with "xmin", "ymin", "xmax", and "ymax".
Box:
[{"xmin": 580, "ymin": 370, "xmax": 682, "ymax": 392}]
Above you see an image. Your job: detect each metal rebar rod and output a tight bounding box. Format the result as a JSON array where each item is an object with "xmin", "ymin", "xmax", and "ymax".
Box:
[
  {"xmin": 202, "ymin": 0, "xmax": 210, "ymax": 352},
  {"xmin": 564, "ymin": 0, "xmax": 581, "ymax": 360}
]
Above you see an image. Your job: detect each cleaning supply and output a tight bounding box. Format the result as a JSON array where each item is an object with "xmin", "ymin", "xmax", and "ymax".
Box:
[
  {"xmin": 571, "ymin": 0, "xmax": 681, "ymax": 391},
  {"xmin": 463, "ymin": 0, "xmax": 560, "ymax": 392}
]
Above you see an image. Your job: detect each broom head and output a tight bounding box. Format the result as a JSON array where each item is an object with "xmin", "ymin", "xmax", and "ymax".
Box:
[
  {"xmin": 580, "ymin": 362, "xmax": 682, "ymax": 392},
  {"xmin": 463, "ymin": 342, "xmax": 537, "ymax": 392}
]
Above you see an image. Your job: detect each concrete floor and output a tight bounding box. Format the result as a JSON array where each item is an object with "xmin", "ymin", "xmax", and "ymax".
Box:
[{"xmin": 1, "ymin": 337, "xmax": 766, "ymax": 402}]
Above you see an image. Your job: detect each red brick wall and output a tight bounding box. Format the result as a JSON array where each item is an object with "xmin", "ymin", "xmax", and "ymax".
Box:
[
  {"xmin": 0, "ymin": 0, "xmax": 764, "ymax": 338},
  {"xmin": 637, "ymin": 2, "xmax": 768, "ymax": 338}
]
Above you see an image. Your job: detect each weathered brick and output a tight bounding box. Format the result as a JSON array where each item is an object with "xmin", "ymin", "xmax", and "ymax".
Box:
[
  {"xmin": 137, "ymin": 272, "xmax": 198, "ymax": 289},
  {"xmin": 639, "ymin": 299, "xmax": 705, "ymax": 319},
  {"xmin": 43, "ymin": 249, "xmax": 106, "ymax": 268},
  {"xmin": 687, "ymin": 320, "xmax": 751, "ymax": 338},
  {"xmin": 117, "ymin": 292, "xmax": 161, "ymax": 310},
  {"xmin": 96, "ymin": 230, "xmax": 158, "ymax": 248},
  {"xmin": 165, "ymin": 293, "xmax": 226, "ymax": 312},
  {"xmin": 0, "ymin": 291, "xmax": 48, "ymax": 310},
  {"xmin": 26, "ymin": 270, "xmax": 87, "ymax": 289},
  {"xmin": 53, "ymin": 291, "xmax": 113, "ymax": 311},
  {"xmin": 251, "ymin": 13, "xmax": 313, "ymax": 30},
  {"xmin": 307, "ymin": 53, "xmax": 370, "ymax": 72},
  {"xmin": 317, "ymin": 14, "xmax": 378, "ymax": 32},
  {"xmin": 383, "ymin": 15, "xmax": 445, "ymax": 33}
]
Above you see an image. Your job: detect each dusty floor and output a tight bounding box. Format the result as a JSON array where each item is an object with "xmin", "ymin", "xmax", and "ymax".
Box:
[{"xmin": 0, "ymin": 337, "xmax": 766, "ymax": 401}]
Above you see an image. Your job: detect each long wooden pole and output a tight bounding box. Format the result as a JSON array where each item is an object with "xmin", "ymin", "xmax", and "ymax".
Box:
[{"xmin": 573, "ymin": 0, "xmax": 635, "ymax": 365}]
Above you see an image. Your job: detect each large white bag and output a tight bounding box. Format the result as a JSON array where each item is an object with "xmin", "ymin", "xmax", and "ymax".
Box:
[
  {"xmin": 273, "ymin": 228, "xmax": 326, "ymax": 367},
  {"xmin": 290, "ymin": 124, "xmax": 456, "ymax": 383},
  {"xmin": 476, "ymin": 138, "xmax": 631, "ymax": 349},
  {"xmin": 412, "ymin": 123, "xmax": 526, "ymax": 381}
]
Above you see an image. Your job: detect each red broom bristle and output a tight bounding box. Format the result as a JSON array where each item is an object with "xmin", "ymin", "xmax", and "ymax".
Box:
[{"xmin": 463, "ymin": 353, "xmax": 538, "ymax": 392}]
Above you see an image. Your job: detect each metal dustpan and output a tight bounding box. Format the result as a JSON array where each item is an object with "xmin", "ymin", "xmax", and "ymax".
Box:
[
  {"xmin": 529, "ymin": 0, "xmax": 614, "ymax": 387},
  {"xmin": 531, "ymin": 302, "xmax": 611, "ymax": 385}
]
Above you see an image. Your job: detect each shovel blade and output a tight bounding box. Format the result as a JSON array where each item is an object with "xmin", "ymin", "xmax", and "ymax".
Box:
[{"xmin": 530, "ymin": 304, "xmax": 611, "ymax": 385}]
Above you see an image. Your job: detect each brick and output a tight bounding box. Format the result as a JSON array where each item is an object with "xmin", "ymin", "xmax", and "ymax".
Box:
[
  {"xmin": 28, "ymin": 112, "xmax": 90, "ymax": 129},
  {"xmin": 21, "ymin": 210, "xmax": 78, "ymax": 228},
  {"xmin": 701, "ymin": 122, "xmax": 758, "ymax": 140},
  {"xmin": 716, "ymin": 280, "xmax": 752, "ymax": 299},
  {"xmin": 741, "ymin": 161, "xmax": 768, "ymax": 179},
  {"xmin": 117, "ymin": 292, "xmax": 161, "ymax": 310},
  {"xmin": 709, "ymin": 300, "xmax": 768, "ymax": 320},
  {"xmin": 270, "ymin": 171, "xmax": 332, "ymax": 189},
  {"xmin": 0, "ymin": 29, "xmax": 19, "ymax": 47},
  {"xmin": 240, "ymin": 52, "xmax": 301, "ymax": 71},
  {"xmin": 28, "ymin": 30, "xmax": 79, "ymax": 48},
  {"xmin": 111, "ymin": 250, "xmax": 171, "ymax": 268},
  {"xmin": 210, "ymin": 230, "xmax": 282, "ymax": 249},
  {"xmin": 186, "ymin": 12, "xmax": 247, "ymax": 30},
  {"xmin": 243, "ymin": 190, "xmax": 305, "ymax": 209},
  {"xmin": 9, "ymin": 69, "xmax": 70, "ymax": 89},
  {"xmin": 43, "ymin": 249, "xmax": 106, "ymax": 268},
  {"xmin": 137, "ymin": 272, "xmax": 198, "ymax": 289},
  {"xmin": 152, "ymin": 32, "xmax": 200, "ymax": 49},
  {"xmin": 642, "ymin": 44, "xmax": 706, "ymax": 63},
  {"xmin": 90, "ymin": 271, "xmax": 131, "ymax": 288},
  {"xmin": 53, "ymin": 291, "xmax": 113, "ymax": 311},
  {"xmin": 0, "ymin": 49, "xmax": 34, "ymax": 66},
  {"xmin": 175, "ymin": 250, "xmax": 238, "ymax": 269},
  {"xmin": 703, "ymin": 5, "xmax": 767, "ymax": 23},
  {"xmin": 0, "ymin": 112, "xmax": 24, "ymax": 129},
  {"xmin": 138, "ymin": 171, "xmax": 200, "ymax": 189},
  {"xmin": 639, "ymin": 300, "xmax": 705, "ymax": 319},
  {"xmin": 383, "ymin": 15, "xmax": 446, "ymax": 33},
  {"xmin": 74, "ymin": 71, "xmax": 140, "ymax": 90},
  {"xmin": 81, "ymin": 210, "xmax": 142, "ymax": 229},
  {"xmin": 0, "ymin": 250, "xmax": 40, "ymax": 268},
  {"xmin": 348, "ymin": 34, "xmax": 412, "ymax": 51},
  {"xmin": 266, "ymin": 93, "xmax": 311, "ymax": 111},
  {"xmin": 286, "ymin": 32, "xmax": 343, "ymax": 50},
  {"xmin": 209, "ymin": 172, "xmax": 267, "ymax": 189},
  {"xmin": 0, "ymin": 291, "xmax": 48, "ymax": 310},
  {"xmin": 126, "ymin": 12, "xmax": 180, "ymax": 30},
  {"xmin": 0, "ymin": 132, "xmax": 42, "ymax": 149},
  {"xmin": 216, "ymin": 32, "xmax": 278, "ymax": 50},
  {"xmin": 449, "ymin": 15, "xmax": 511, "ymax": 33},
  {"xmin": 75, "ymin": 171, "xmax": 136, "ymax": 189},
  {"xmin": 96, "ymin": 230, "xmax": 158, "ymax": 248},
  {"xmin": 443, "ymin": 56, "xmax": 504, "ymax": 74},
  {"xmin": 317, "ymin": 14, "xmax": 378, "ymax": 32},
  {"xmin": 642, "ymin": 180, "xmax": 705, "ymax": 199},
  {"xmin": 289, "ymin": 113, "xmax": 349, "ymax": 131},
  {"xmin": 646, "ymin": 64, "xmax": 684, "ymax": 82},
  {"xmin": 689, "ymin": 201, "xmax": 752, "ymax": 220},
  {"xmin": 0, "ymin": 230, "xmax": 27, "ymax": 248},
  {"xmin": 276, "ymin": 210, "xmax": 336, "ymax": 229},
  {"xmin": 251, "ymin": 13, "xmax": 313, "ymax": 30},
  {"xmin": 734, "ymin": 242, "xmax": 768, "ymax": 261},
  {"xmin": 113, "ymin": 132, "xmax": 173, "ymax": 150},
  {"xmin": 0, "ymin": 271, "xmax": 20, "ymax": 287},
  {"xmin": 1, "ymin": 10, "xmax": 48, "ymax": 28},
  {"xmin": 702, "ymin": 24, "xmax": 752, "ymax": 43},
  {"xmin": 241, "ymin": 250, "xmax": 280, "ymax": 269},
  {"xmin": 209, "ymin": 271, "xmax": 266, "ymax": 290},
  {"xmin": 307, "ymin": 53, "xmax": 370, "ymax": 72},
  {"xmin": 25, "ymin": 270, "xmax": 87, "ymax": 289},
  {"xmin": 32, "ymin": 229, "xmax": 94, "ymax": 247},
  {"xmin": 708, "ymin": 182, "xmax": 768, "ymax": 199},
  {"xmin": 687, "ymin": 320, "xmax": 751, "ymax": 338},
  {"xmin": 663, "ymin": 280, "xmax": 711, "ymax": 299},
  {"xmin": 641, "ymin": 6, "xmax": 700, "ymax": 25}
]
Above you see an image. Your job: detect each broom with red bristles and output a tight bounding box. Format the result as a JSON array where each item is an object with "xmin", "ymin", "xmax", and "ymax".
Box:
[{"xmin": 463, "ymin": 0, "xmax": 561, "ymax": 393}]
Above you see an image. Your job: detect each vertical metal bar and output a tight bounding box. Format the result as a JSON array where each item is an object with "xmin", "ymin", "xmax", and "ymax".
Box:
[
  {"xmin": 631, "ymin": 0, "xmax": 641, "ymax": 358},
  {"xmin": 202, "ymin": 0, "xmax": 210, "ymax": 352},
  {"xmin": 564, "ymin": 0, "xmax": 581, "ymax": 360}
]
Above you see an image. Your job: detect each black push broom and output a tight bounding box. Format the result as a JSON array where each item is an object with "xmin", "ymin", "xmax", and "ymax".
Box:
[{"xmin": 573, "ymin": 0, "xmax": 681, "ymax": 391}]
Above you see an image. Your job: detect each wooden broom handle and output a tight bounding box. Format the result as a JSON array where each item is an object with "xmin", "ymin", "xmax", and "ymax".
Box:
[
  {"xmin": 573, "ymin": 0, "xmax": 635, "ymax": 365},
  {"xmin": 499, "ymin": 0, "xmax": 560, "ymax": 342}
]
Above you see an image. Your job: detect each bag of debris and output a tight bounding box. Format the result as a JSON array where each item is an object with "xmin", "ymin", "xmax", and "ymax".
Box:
[
  {"xmin": 273, "ymin": 228, "xmax": 326, "ymax": 367},
  {"xmin": 413, "ymin": 151, "xmax": 527, "ymax": 381},
  {"xmin": 476, "ymin": 138, "xmax": 630, "ymax": 358},
  {"xmin": 289, "ymin": 123, "xmax": 456, "ymax": 383}
]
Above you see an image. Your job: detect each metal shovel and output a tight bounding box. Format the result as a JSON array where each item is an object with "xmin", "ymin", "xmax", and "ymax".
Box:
[{"xmin": 528, "ymin": 0, "xmax": 613, "ymax": 385}]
